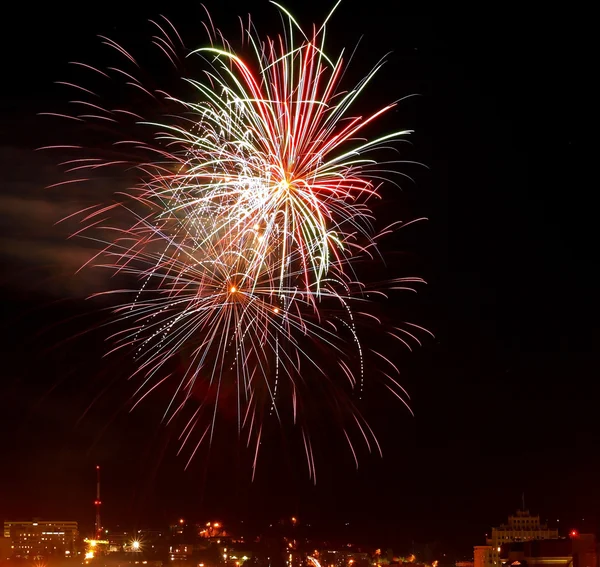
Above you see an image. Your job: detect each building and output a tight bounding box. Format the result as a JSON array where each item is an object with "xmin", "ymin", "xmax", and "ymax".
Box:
[
  {"xmin": 474, "ymin": 510, "xmax": 559, "ymax": 567},
  {"xmin": 4, "ymin": 519, "xmax": 79, "ymax": 558},
  {"xmin": 500, "ymin": 532, "xmax": 597, "ymax": 567},
  {"xmin": 0, "ymin": 537, "xmax": 12, "ymax": 561},
  {"xmin": 169, "ymin": 543, "xmax": 193, "ymax": 562},
  {"xmin": 492, "ymin": 510, "xmax": 558, "ymax": 544},
  {"xmin": 572, "ymin": 533, "xmax": 598, "ymax": 567},
  {"xmin": 106, "ymin": 532, "xmax": 130, "ymax": 553},
  {"xmin": 474, "ymin": 546, "xmax": 494, "ymax": 567}
]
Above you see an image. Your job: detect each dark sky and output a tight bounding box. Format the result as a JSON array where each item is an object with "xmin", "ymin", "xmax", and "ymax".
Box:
[{"xmin": 0, "ymin": 0, "xmax": 595, "ymax": 560}]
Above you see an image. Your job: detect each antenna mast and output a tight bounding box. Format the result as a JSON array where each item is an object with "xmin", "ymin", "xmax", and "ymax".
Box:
[{"xmin": 94, "ymin": 466, "xmax": 102, "ymax": 539}]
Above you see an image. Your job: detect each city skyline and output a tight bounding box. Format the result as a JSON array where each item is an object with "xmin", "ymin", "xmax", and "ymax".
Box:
[
  {"xmin": 1, "ymin": 485, "xmax": 592, "ymax": 559},
  {"xmin": 3, "ymin": 507, "xmax": 591, "ymax": 562}
]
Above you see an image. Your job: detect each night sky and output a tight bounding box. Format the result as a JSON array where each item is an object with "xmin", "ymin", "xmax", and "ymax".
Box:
[{"xmin": 0, "ymin": 0, "xmax": 595, "ymax": 559}]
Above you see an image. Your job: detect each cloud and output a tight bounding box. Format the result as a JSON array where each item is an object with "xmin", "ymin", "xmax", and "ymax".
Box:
[{"xmin": 0, "ymin": 145, "xmax": 129, "ymax": 298}]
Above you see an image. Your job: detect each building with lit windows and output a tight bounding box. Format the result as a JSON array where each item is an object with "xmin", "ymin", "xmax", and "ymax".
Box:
[
  {"xmin": 169, "ymin": 543, "xmax": 193, "ymax": 561},
  {"xmin": 474, "ymin": 511, "xmax": 559, "ymax": 567},
  {"xmin": 3, "ymin": 519, "xmax": 78, "ymax": 558}
]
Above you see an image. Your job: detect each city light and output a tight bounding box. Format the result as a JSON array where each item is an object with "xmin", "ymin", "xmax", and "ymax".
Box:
[{"xmin": 131, "ymin": 540, "xmax": 141, "ymax": 551}]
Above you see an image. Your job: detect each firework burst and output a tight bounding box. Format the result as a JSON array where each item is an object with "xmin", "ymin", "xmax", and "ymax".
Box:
[{"xmin": 45, "ymin": 2, "xmax": 430, "ymax": 478}]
